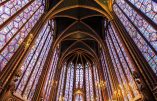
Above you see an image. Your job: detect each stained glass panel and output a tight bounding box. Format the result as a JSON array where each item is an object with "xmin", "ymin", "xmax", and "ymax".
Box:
[
  {"xmin": 85, "ymin": 63, "xmax": 94, "ymax": 101},
  {"xmin": 105, "ymin": 23, "xmax": 141, "ymax": 100},
  {"xmin": 93, "ymin": 64, "xmax": 102, "ymax": 101},
  {"xmin": 64, "ymin": 62, "xmax": 74, "ymax": 101},
  {"xmin": 128, "ymin": 0, "xmax": 157, "ymax": 24},
  {"xmin": 100, "ymin": 50, "xmax": 113, "ymax": 100},
  {"xmin": 43, "ymin": 47, "xmax": 59, "ymax": 101},
  {"xmin": 115, "ymin": 0, "xmax": 157, "ymax": 51},
  {"xmin": 56, "ymin": 62, "xmax": 103, "ymax": 101},
  {"xmin": 15, "ymin": 21, "xmax": 53, "ymax": 100},
  {"xmin": 0, "ymin": 0, "xmax": 44, "ymax": 71},
  {"xmin": 113, "ymin": 2, "xmax": 157, "ymax": 75},
  {"xmin": 57, "ymin": 63, "xmax": 67, "ymax": 101}
]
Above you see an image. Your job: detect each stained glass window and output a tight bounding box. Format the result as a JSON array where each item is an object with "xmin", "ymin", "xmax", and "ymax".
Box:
[
  {"xmin": 0, "ymin": 0, "xmax": 44, "ymax": 71},
  {"xmin": 15, "ymin": 21, "xmax": 54, "ymax": 100},
  {"xmin": 93, "ymin": 64, "xmax": 103, "ymax": 101},
  {"xmin": 57, "ymin": 63, "xmax": 67, "ymax": 101},
  {"xmin": 113, "ymin": 0, "xmax": 157, "ymax": 75},
  {"xmin": 100, "ymin": 50, "xmax": 113, "ymax": 101},
  {"xmin": 43, "ymin": 47, "xmax": 59, "ymax": 101},
  {"xmin": 128, "ymin": 0, "xmax": 157, "ymax": 24},
  {"xmin": 85, "ymin": 63, "xmax": 94, "ymax": 101},
  {"xmin": 74, "ymin": 63, "xmax": 84, "ymax": 101},
  {"xmin": 64, "ymin": 62, "xmax": 74, "ymax": 101},
  {"xmin": 75, "ymin": 94, "xmax": 83, "ymax": 101},
  {"xmin": 56, "ymin": 62, "xmax": 103, "ymax": 101},
  {"xmin": 105, "ymin": 24, "xmax": 140, "ymax": 101}
]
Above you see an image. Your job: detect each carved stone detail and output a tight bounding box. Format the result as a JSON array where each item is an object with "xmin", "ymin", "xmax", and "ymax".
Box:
[
  {"xmin": 0, "ymin": 69, "xmax": 22, "ymax": 101},
  {"xmin": 132, "ymin": 71, "xmax": 152, "ymax": 101}
]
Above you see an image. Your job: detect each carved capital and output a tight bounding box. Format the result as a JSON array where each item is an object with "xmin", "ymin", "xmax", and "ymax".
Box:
[{"xmin": 0, "ymin": 69, "xmax": 22, "ymax": 100}]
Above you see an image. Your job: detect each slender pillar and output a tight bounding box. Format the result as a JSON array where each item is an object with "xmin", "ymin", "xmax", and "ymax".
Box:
[
  {"xmin": 48, "ymin": 55, "xmax": 60, "ymax": 101},
  {"xmin": 108, "ymin": 30, "xmax": 134, "ymax": 98},
  {"xmin": 21, "ymin": 30, "xmax": 51, "ymax": 97},
  {"xmin": 72, "ymin": 62, "xmax": 76, "ymax": 101},
  {"xmin": 96, "ymin": 63, "xmax": 105, "ymax": 101},
  {"xmin": 83, "ymin": 64, "xmax": 86, "ymax": 101},
  {"xmin": 90, "ymin": 63, "xmax": 97, "ymax": 100}
]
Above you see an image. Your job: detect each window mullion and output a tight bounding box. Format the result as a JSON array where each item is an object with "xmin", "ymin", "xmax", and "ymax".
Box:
[{"xmin": 115, "ymin": 3, "xmax": 157, "ymax": 55}]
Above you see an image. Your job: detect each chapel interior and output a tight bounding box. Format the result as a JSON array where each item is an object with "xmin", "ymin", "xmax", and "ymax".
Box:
[{"xmin": 0, "ymin": 0, "xmax": 157, "ymax": 101}]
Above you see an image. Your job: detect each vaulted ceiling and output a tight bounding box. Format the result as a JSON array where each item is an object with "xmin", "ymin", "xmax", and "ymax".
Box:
[{"xmin": 45, "ymin": 0, "xmax": 113, "ymax": 65}]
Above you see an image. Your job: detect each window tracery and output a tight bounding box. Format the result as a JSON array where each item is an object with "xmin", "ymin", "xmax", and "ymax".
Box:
[
  {"xmin": 113, "ymin": 0, "xmax": 157, "ymax": 75},
  {"xmin": 15, "ymin": 21, "xmax": 54, "ymax": 100},
  {"xmin": 128, "ymin": 0, "xmax": 157, "ymax": 24},
  {"xmin": 56, "ymin": 62, "xmax": 103, "ymax": 101},
  {"xmin": 104, "ymin": 24, "xmax": 140, "ymax": 101},
  {"xmin": 0, "ymin": 0, "xmax": 44, "ymax": 71}
]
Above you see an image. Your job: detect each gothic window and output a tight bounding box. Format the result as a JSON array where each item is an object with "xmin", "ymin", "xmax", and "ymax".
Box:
[
  {"xmin": 85, "ymin": 63, "xmax": 94, "ymax": 101},
  {"xmin": 0, "ymin": 0, "xmax": 44, "ymax": 71},
  {"xmin": 74, "ymin": 64, "xmax": 84, "ymax": 101},
  {"xmin": 76, "ymin": 64, "xmax": 83, "ymax": 89},
  {"xmin": 15, "ymin": 21, "xmax": 54, "ymax": 100},
  {"xmin": 56, "ymin": 62, "xmax": 103, "ymax": 101},
  {"xmin": 93, "ymin": 64, "xmax": 103, "ymax": 101},
  {"xmin": 113, "ymin": 0, "xmax": 157, "ymax": 75},
  {"xmin": 100, "ymin": 50, "xmax": 113, "ymax": 100},
  {"xmin": 43, "ymin": 47, "xmax": 59, "ymax": 101},
  {"xmin": 57, "ymin": 63, "xmax": 67, "ymax": 101},
  {"xmin": 128, "ymin": 0, "xmax": 157, "ymax": 24},
  {"xmin": 106, "ymin": 24, "xmax": 140, "ymax": 101},
  {"xmin": 64, "ymin": 62, "xmax": 74, "ymax": 101}
]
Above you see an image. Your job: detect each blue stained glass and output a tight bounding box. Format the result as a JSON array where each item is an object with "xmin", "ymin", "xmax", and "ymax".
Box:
[
  {"xmin": 15, "ymin": 20, "xmax": 54, "ymax": 100},
  {"xmin": 128, "ymin": 0, "xmax": 157, "ymax": 24},
  {"xmin": 113, "ymin": 3, "xmax": 157, "ymax": 75},
  {"xmin": 0, "ymin": 0, "xmax": 44, "ymax": 71}
]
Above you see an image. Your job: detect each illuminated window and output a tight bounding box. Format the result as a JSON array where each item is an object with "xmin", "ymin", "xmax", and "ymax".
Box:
[
  {"xmin": 106, "ymin": 24, "xmax": 140, "ymax": 101},
  {"xmin": 0, "ymin": 0, "xmax": 44, "ymax": 71},
  {"xmin": 113, "ymin": 0, "xmax": 157, "ymax": 75},
  {"xmin": 56, "ymin": 62, "xmax": 103, "ymax": 101},
  {"xmin": 57, "ymin": 63, "xmax": 67, "ymax": 101},
  {"xmin": 43, "ymin": 47, "xmax": 59, "ymax": 101},
  {"xmin": 85, "ymin": 63, "xmax": 94, "ymax": 101},
  {"xmin": 128, "ymin": 0, "xmax": 157, "ymax": 24},
  {"xmin": 15, "ymin": 21, "xmax": 54, "ymax": 100},
  {"xmin": 100, "ymin": 50, "xmax": 113, "ymax": 100},
  {"xmin": 64, "ymin": 62, "xmax": 74, "ymax": 101}
]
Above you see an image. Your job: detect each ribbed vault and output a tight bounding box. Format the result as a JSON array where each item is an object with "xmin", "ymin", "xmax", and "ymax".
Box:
[
  {"xmin": 1, "ymin": 0, "xmax": 157, "ymax": 101},
  {"xmin": 44, "ymin": 0, "xmax": 112, "ymax": 66},
  {"xmin": 42, "ymin": 1, "xmax": 111, "ymax": 100}
]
